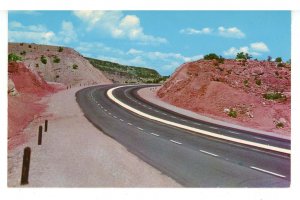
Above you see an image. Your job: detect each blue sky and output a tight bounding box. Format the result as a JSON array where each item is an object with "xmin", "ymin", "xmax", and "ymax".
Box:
[{"xmin": 8, "ymin": 11, "xmax": 291, "ymax": 75}]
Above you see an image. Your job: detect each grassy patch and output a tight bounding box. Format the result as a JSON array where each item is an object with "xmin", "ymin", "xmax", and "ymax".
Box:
[
  {"xmin": 263, "ymin": 92, "xmax": 286, "ymax": 101},
  {"xmin": 8, "ymin": 53, "xmax": 22, "ymax": 62},
  {"xmin": 40, "ymin": 55, "xmax": 47, "ymax": 64},
  {"xmin": 228, "ymin": 108, "xmax": 237, "ymax": 118}
]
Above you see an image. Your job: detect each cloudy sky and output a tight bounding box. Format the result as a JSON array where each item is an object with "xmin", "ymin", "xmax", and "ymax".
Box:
[{"xmin": 8, "ymin": 11, "xmax": 290, "ymax": 75}]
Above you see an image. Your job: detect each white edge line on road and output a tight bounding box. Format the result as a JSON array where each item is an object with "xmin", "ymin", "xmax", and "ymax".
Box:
[
  {"xmin": 107, "ymin": 85, "xmax": 290, "ymax": 155},
  {"xmin": 170, "ymin": 140, "xmax": 182, "ymax": 145},
  {"xmin": 250, "ymin": 166, "xmax": 286, "ymax": 178},
  {"xmin": 199, "ymin": 150, "xmax": 219, "ymax": 157}
]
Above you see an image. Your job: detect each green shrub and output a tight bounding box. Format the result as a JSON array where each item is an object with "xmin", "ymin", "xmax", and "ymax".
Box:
[
  {"xmin": 255, "ymin": 79, "xmax": 262, "ymax": 86},
  {"xmin": 263, "ymin": 92, "xmax": 286, "ymax": 100},
  {"xmin": 28, "ymin": 44, "xmax": 32, "ymax": 48},
  {"xmin": 228, "ymin": 108, "xmax": 237, "ymax": 118},
  {"xmin": 275, "ymin": 57, "xmax": 282, "ymax": 63},
  {"xmin": 53, "ymin": 56, "xmax": 60, "ymax": 63},
  {"xmin": 236, "ymin": 52, "xmax": 252, "ymax": 60},
  {"xmin": 8, "ymin": 53, "xmax": 22, "ymax": 62},
  {"xmin": 276, "ymin": 122, "xmax": 284, "ymax": 128},
  {"xmin": 35, "ymin": 63, "xmax": 39, "ymax": 68},
  {"xmin": 20, "ymin": 43, "xmax": 24, "ymax": 46},
  {"xmin": 58, "ymin": 47, "xmax": 64, "ymax": 52},
  {"xmin": 204, "ymin": 53, "xmax": 220, "ymax": 60},
  {"xmin": 277, "ymin": 63, "xmax": 285, "ymax": 68},
  {"xmin": 55, "ymin": 75, "xmax": 60, "ymax": 78},
  {"xmin": 72, "ymin": 64, "xmax": 78, "ymax": 69},
  {"xmin": 20, "ymin": 50, "xmax": 26, "ymax": 56},
  {"xmin": 40, "ymin": 55, "xmax": 47, "ymax": 64},
  {"xmin": 243, "ymin": 80, "xmax": 249, "ymax": 87}
]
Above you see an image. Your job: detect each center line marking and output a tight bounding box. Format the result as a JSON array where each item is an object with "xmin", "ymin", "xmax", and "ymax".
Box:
[
  {"xmin": 150, "ymin": 132, "xmax": 159, "ymax": 137},
  {"xmin": 250, "ymin": 166, "xmax": 286, "ymax": 178},
  {"xmin": 162, "ymin": 113, "xmax": 167, "ymax": 115},
  {"xmin": 199, "ymin": 150, "xmax": 219, "ymax": 157},
  {"xmin": 120, "ymin": 119, "xmax": 124, "ymax": 122},
  {"xmin": 137, "ymin": 127, "xmax": 144, "ymax": 131},
  {"xmin": 127, "ymin": 123, "xmax": 132, "ymax": 126},
  {"xmin": 209, "ymin": 126, "xmax": 219, "ymax": 130},
  {"xmin": 170, "ymin": 140, "xmax": 182, "ymax": 145},
  {"xmin": 228, "ymin": 131, "xmax": 239, "ymax": 135},
  {"xmin": 113, "ymin": 116, "xmax": 117, "ymax": 118},
  {"xmin": 254, "ymin": 137, "xmax": 269, "ymax": 142}
]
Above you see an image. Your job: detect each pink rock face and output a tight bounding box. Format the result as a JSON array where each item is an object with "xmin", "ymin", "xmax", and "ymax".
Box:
[{"xmin": 157, "ymin": 59, "xmax": 291, "ymax": 135}]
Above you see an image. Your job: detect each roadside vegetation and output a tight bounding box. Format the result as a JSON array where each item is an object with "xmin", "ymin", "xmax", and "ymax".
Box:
[
  {"xmin": 86, "ymin": 57, "xmax": 166, "ymax": 83},
  {"xmin": 8, "ymin": 53, "xmax": 22, "ymax": 62}
]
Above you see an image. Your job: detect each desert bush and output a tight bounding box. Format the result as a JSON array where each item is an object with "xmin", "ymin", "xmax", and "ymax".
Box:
[
  {"xmin": 20, "ymin": 43, "xmax": 24, "ymax": 46},
  {"xmin": 8, "ymin": 53, "xmax": 22, "ymax": 62},
  {"xmin": 35, "ymin": 63, "xmax": 39, "ymax": 68},
  {"xmin": 40, "ymin": 55, "xmax": 47, "ymax": 64},
  {"xmin": 263, "ymin": 92, "xmax": 286, "ymax": 100},
  {"xmin": 58, "ymin": 47, "xmax": 64, "ymax": 52},
  {"xmin": 204, "ymin": 53, "xmax": 220, "ymax": 60},
  {"xmin": 53, "ymin": 56, "xmax": 60, "ymax": 63},
  {"xmin": 236, "ymin": 52, "xmax": 252, "ymax": 60},
  {"xmin": 243, "ymin": 80, "xmax": 249, "ymax": 87},
  {"xmin": 20, "ymin": 50, "xmax": 26, "ymax": 56},
  {"xmin": 276, "ymin": 122, "xmax": 284, "ymax": 128},
  {"xmin": 267, "ymin": 56, "xmax": 272, "ymax": 62},
  {"xmin": 228, "ymin": 108, "xmax": 237, "ymax": 118},
  {"xmin": 255, "ymin": 79, "xmax": 262, "ymax": 86},
  {"xmin": 275, "ymin": 57, "xmax": 282, "ymax": 63},
  {"xmin": 277, "ymin": 63, "xmax": 285, "ymax": 68},
  {"xmin": 72, "ymin": 64, "xmax": 78, "ymax": 69},
  {"xmin": 55, "ymin": 75, "xmax": 60, "ymax": 78},
  {"xmin": 28, "ymin": 44, "xmax": 32, "ymax": 48}
]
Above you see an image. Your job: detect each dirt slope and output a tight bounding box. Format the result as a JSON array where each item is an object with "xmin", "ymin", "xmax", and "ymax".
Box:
[
  {"xmin": 157, "ymin": 59, "xmax": 291, "ymax": 135},
  {"xmin": 9, "ymin": 43, "xmax": 112, "ymax": 86}
]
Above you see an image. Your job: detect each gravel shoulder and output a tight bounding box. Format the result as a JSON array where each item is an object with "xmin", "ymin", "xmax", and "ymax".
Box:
[
  {"xmin": 138, "ymin": 86, "xmax": 290, "ymax": 140},
  {"xmin": 7, "ymin": 85, "xmax": 180, "ymax": 187}
]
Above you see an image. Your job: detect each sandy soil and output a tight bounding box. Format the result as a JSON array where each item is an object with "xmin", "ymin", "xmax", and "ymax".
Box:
[
  {"xmin": 7, "ymin": 86, "xmax": 180, "ymax": 187},
  {"xmin": 138, "ymin": 87, "xmax": 290, "ymax": 140}
]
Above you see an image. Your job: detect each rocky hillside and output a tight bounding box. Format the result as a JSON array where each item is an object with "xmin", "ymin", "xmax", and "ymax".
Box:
[
  {"xmin": 86, "ymin": 57, "xmax": 168, "ymax": 84},
  {"xmin": 157, "ymin": 59, "xmax": 291, "ymax": 135},
  {"xmin": 8, "ymin": 43, "xmax": 111, "ymax": 86}
]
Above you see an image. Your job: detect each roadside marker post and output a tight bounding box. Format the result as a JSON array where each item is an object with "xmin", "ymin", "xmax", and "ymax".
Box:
[
  {"xmin": 38, "ymin": 126, "xmax": 42, "ymax": 145},
  {"xmin": 44, "ymin": 120, "xmax": 48, "ymax": 132},
  {"xmin": 20, "ymin": 147, "xmax": 31, "ymax": 185}
]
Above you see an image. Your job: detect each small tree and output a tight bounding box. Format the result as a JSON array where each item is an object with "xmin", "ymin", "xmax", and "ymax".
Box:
[
  {"xmin": 275, "ymin": 57, "xmax": 282, "ymax": 63},
  {"xmin": 236, "ymin": 52, "xmax": 247, "ymax": 60},
  {"xmin": 72, "ymin": 64, "xmax": 78, "ymax": 69},
  {"xmin": 53, "ymin": 55, "xmax": 60, "ymax": 63},
  {"xmin": 58, "ymin": 47, "xmax": 64, "ymax": 52}
]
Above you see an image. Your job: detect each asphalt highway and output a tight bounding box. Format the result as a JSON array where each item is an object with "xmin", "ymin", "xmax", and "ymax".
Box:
[{"xmin": 76, "ymin": 84, "xmax": 291, "ymax": 187}]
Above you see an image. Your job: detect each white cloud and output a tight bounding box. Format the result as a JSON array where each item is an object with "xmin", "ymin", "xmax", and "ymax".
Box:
[
  {"xmin": 73, "ymin": 11, "xmax": 167, "ymax": 45},
  {"xmin": 180, "ymin": 27, "xmax": 213, "ymax": 35},
  {"xmin": 250, "ymin": 42, "xmax": 269, "ymax": 52},
  {"xmin": 127, "ymin": 48, "xmax": 143, "ymax": 55},
  {"xmin": 58, "ymin": 21, "xmax": 78, "ymax": 43},
  {"xmin": 218, "ymin": 26, "xmax": 245, "ymax": 39},
  {"xmin": 223, "ymin": 42, "xmax": 270, "ymax": 57}
]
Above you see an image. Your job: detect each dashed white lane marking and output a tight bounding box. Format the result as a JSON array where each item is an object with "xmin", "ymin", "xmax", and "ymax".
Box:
[
  {"xmin": 108, "ymin": 112, "xmax": 111, "ymax": 115},
  {"xmin": 113, "ymin": 116, "xmax": 118, "ymax": 119},
  {"xmin": 170, "ymin": 140, "xmax": 182, "ymax": 145},
  {"xmin": 155, "ymin": 110, "xmax": 159, "ymax": 112},
  {"xmin": 254, "ymin": 137, "xmax": 269, "ymax": 142},
  {"xmin": 127, "ymin": 123, "xmax": 133, "ymax": 126},
  {"xmin": 250, "ymin": 166, "xmax": 286, "ymax": 178},
  {"xmin": 104, "ymin": 109, "xmax": 107, "ymax": 112},
  {"xmin": 199, "ymin": 150, "xmax": 219, "ymax": 157},
  {"xmin": 137, "ymin": 127, "xmax": 144, "ymax": 131},
  {"xmin": 181, "ymin": 119, "xmax": 187, "ymax": 122},
  {"xmin": 162, "ymin": 113, "xmax": 167, "ymax": 115},
  {"xmin": 149, "ymin": 132, "xmax": 160, "ymax": 137},
  {"xmin": 171, "ymin": 116, "xmax": 176, "ymax": 119},
  {"xmin": 209, "ymin": 126, "xmax": 219, "ymax": 130},
  {"xmin": 228, "ymin": 131, "xmax": 240, "ymax": 135},
  {"xmin": 120, "ymin": 119, "xmax": 124, "ymax": 122}
]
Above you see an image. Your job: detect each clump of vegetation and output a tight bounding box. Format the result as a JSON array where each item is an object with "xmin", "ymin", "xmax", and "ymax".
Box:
[
  {"xmin": 20, "ymin": 50, "xmax": 26, "ymax": 56},
  {"xmin": 8, "ymin": 53, "xmax": 22, "ymax": 62},
  {"xmin": 267, "ymin": 56, "xmax": 272, "ymax": 62},
  {"xmin": 28, "ymin": 44, "xmax": 32, "ymax": 48},
  {"xmin": 263, "ymin": 92, "xmax": 286, "ymax": 101},
  {"xmin": 276, "ymin": 122, "xmax": 284, "ymax": 128},
  {"xmin": 53, "ymin": 55, "xmax": 60, "ymax": 63},
  {"xmin": 243, "ymin": 80, "xmax": 249, "ymax": 87},
  {"xmin": 72, "ymin": 64, "xmax": 78, "ymax": 69},
  {"xmin": 236, "ymin": 52, "xmax": 252, "ymax": 60},
  {"xmin": 40, "ymin": 55, "xmax": 47, "ymax": 64},
  {"xmin": 58, "ymin": 47, "xmax": 64, "ymax": 52},
  {"xmin": 203, "ymin": 53, "xmax": 225, "ymax": 64},
  {"xmin": 35, "ymin": 63, "xmax": 39, "ymax": 68},
  {"xmin": 255, "ymin": 79, "xmax": 262, "ymax": 86},
  {"xmin": 228, "ymin": 108, "xmax": 237, "ymax": 118},
  {"xmin": 20, "ymin": 43, "xmax": 24, "ymax": 46},
  {"xmin": 277, "ymin": 63, "xmax": 285, "ymax": 68},
  {"xmin": 275, "ymin": 57, "xmax": 282, "ymax": 63},
  {"xmin": 55, "ymin": 75, "xmax": 60, "ymax": 79}
]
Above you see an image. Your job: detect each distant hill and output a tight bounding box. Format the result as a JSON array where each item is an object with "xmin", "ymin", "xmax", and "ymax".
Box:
[
  {"xmin": 86, "ymin": 57, "xmax": 169, "ymax": 84},
  {"xmin": 8, "ymin": 42, "xmax": 111, "ymax": 86}
]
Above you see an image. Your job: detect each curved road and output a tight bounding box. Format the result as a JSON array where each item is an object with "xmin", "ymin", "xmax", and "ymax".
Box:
[{"xmin": 76, "ymin": 84, "xmax": 290, "ymax": 187}]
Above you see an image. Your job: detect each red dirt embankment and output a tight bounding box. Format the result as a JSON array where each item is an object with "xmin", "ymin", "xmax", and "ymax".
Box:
[
  {"xmin": 157, "ymin": 59, "xmax": 291, "ymax": 135},
  {"xmin": 8, "ymin": 62, "xmax": 62, "ymax": 150}
]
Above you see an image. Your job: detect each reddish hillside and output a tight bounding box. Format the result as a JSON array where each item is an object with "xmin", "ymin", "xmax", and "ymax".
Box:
[
  {"xmin": 8, "ymin": 62, "xmax": 62, "ymax": 150},
  {"xmin": 157, "ymin": 59, "xmax": 291, "ymax": 135}
]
